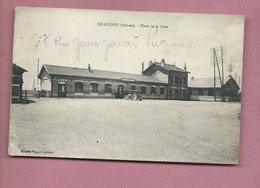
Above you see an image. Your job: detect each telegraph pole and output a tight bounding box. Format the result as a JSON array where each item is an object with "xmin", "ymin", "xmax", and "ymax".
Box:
[
  {"xmin": 214, "ymin": 54, "xmax": 216, "ymax": 101},
  {"xmin": 36, "ymin": 58, "xmax": 40, "ymax": 90},
  {"xmin": 221, "ymin": 46, "xmax": 225, "ymax": 85},
  {"xmin": 211, "ymin": 46, "xmax": 226, "ymax": 101}
]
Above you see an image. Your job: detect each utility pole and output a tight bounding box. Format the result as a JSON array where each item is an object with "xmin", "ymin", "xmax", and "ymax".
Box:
[
  {"xmin": 227, "ymin": 63, "xmax": 234, "ymax": 76},
  {"xmin": 36, "ymin": 58, "xmax": 40, "ymax": 90},
  {"xmin": 213, "ymin": 48, "xmax": 223, "ymax": 87},
  {"xmin": 220, "ymin": 46, "xmax": 226, "ymax": 101},
  {"xmin": 214, "ymin": 54, "xmax": 216, "ymax": 101},
  {"xmin": 211, "ymin": 46, "xmax": 226, "ymax": 101},
  {"xmin": 221, "ymin": 46, "xmax": 225, "ymax": 86}
]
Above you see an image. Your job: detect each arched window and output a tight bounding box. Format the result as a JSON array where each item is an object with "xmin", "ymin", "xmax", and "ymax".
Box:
[
  {"xmin": 105, "ymin": 84, "xmax": 112, "ymax": 93},
  {"xmin": 140, "ymin": 86, "xmax": 146, "ymax": 94},
  {"xmin": 91, "ymin": 83, "xmax": 98, "ymax": 93},
  {"xmin": 75, "ymin": 82, "xmax": 83, "ymax": 93}
]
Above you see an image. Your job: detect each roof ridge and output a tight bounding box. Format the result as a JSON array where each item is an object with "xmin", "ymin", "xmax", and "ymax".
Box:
[{"xmin": 43, "ymin": 64, "xmax": 152, "ymax": 77}]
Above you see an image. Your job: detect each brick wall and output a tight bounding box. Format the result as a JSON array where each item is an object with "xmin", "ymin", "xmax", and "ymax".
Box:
[
  {"xmin": 52, "ymin": 79, "xmax": 58, "ymax": 97},
  {"xmin": 67, "ymin": 80, "xmax": 75, "ymax": 95},
  {"xmin": 49, "ymin": 75, "xmax": 168, "ymax": 99},
  {"xmin": 83, "ymin": 81, "xmax": 90, "ymax": 94}
]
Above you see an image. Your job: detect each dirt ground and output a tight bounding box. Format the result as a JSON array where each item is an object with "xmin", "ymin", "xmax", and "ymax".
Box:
[{"xmin": 9, "ymin": 98, "xmax": 241, "ymax": 164}]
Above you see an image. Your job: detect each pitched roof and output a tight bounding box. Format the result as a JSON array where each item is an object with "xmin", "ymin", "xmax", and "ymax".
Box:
[
  {"xmin": 142, "ymin": 61, "xmax": 189, "ymax": 75},
  {"xmin": 188, "ymin": 76, "xmax": 234, "ymax": 88},
  {"xmin": 154, "ymin": 62, "xmax": 189, "ymax": 73},
  {"xmin": 13, "ymin": 63, "xmax": 28, "ymax": 73},
  {"xmin": 40, "ymin": 64, "xmax": 167, "ymax": 84}
]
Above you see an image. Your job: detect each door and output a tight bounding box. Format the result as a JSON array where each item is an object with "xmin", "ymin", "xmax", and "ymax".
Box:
[
  {"xmin": 117, "ymin": 85, "xmax": 124, "ymax": 98},
  {"xmin": 58, "ymin": 83, "xmax": 67, "ymax": 97}
]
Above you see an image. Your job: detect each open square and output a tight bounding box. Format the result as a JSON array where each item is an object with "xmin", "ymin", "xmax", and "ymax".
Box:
[{"xmin": 9, "ymin": 98, "xmax": 240, "ymax": 164}]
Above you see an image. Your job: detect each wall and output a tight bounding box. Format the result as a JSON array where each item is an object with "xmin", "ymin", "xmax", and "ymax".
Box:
[
  {"xmin": 48, "ymin": 75, "xmax": 168, "ymax": 99},
  {"xmin": 150, "ymin": 70, "xmax": 168, "ymax": 83},
  {"xmin": 168, "ymin": 71, "xmax": 188, "ymax": 99}
]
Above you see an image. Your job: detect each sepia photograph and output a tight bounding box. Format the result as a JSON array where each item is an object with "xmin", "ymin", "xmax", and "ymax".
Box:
[{"xmin": 9, "ymin": 7, "xmax": 245, "ymax": 164}]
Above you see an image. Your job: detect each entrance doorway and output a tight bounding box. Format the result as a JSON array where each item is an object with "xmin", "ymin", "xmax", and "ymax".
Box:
[
  {"xmin": 115, "ymin": 85, "xmax": 124, "ymax": 98},
  {"xmin": 118, "ymin": 85, "xmax": 124, "ymax": 95},
  {"xmin": 58, "ymin": 83, "xmax": 67, "ymax": 97}
]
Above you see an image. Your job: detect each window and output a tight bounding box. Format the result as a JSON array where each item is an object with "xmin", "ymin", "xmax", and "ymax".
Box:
[
  {"xmin": 105, "ymin": 84, "xmax": 112, "ymax": 93},
  {"xmin": 171, "ymin": 75, "xmax": 175, "ymax": 83},
  {"xmin": 179, "ymin": 77, "xmax": 182, "ymax": 84},
  {"xmin": 75, "ymin": 82, "xmax": 83, "ymax": 93},
  {"xmin": 183, "ymin": 77, "xmax": 187, "ymax": 85},
  {"xmin": 180, "ymin": 89, "xmax": 184, "ymax": 96},
  {"xmin": 151, "ymin": 87, "xmax": 156, "ymax": 95},
  {"xmin": 175, "ymin": 89, "xmax": 179, "ymax": 96},
  {"xmin": 141, "ymin": 86, "xmax": 146, "ymax": 94},
  {"xmin": 171, "ymin": 88, "xmax": 175, "ymax": 96},
  {"xmin": 91, "ymin": 83, "xmax": 98, "ymax": 93},
  {"xmin": 208, "ymin": 89, "xmax": 214, "ymax": 96},
  {"xmin": 192, "ymin": 89, "xmax": 198, "ymax": 95},
  {"xmin": 160, "ymin": 87, "xmax": 165, "ymax": 95},
  {"xmin": 175, "ymin": 76, "xmax": 178, "ymax": 84}
]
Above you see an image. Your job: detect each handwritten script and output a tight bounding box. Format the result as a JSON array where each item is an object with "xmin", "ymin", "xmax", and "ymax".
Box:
[{"xmin": 33, "ymin": 28, "xmax": 193, "ymax": 62}]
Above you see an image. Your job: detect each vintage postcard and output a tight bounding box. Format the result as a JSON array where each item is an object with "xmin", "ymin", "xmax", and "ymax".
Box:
[{"xmin": 9, "ymin": 7, "xmax": 245, "ymax": 164}]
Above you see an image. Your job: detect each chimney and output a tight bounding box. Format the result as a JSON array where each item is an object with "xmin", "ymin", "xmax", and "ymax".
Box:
[
  {"xmin": 88, "ymin": 64, "xmax": 91, "ymax": 71},
  {"xmin": 184, "ymin": 62, "xmax": 187, "ymax": 71},
  {"xmin": 142, "ymin": 62, "xmax": 144, "ymax": 73},
  {"xmin": 161, "ymin": 59, "xmax": 165, "ymax": 66},
  {"xmin": 149, "ymin": 60, "xmax": 153, "ymax": 66}
]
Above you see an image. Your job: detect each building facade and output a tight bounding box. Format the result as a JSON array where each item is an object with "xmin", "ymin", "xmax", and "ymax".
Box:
[
  {"xmin": 38, "ymin": 59, "xmax": 189, "ymax": 99},
  {"xmin": 12, "ymin": 64, "xmax": 27, "ymax": 103},
  {"xmin": 142, "ymin": 59, "xmax": 189, "ymax": 100}
]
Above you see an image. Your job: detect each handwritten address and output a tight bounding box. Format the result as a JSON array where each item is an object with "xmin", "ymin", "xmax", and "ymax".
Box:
[{"xmin": 32, "ymin": 27, "xmax": 193, "ymax": 62}]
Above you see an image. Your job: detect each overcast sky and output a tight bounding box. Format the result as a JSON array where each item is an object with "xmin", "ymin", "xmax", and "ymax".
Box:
[{"xmin": 13, "ymin": 7, "xmax": 245, "ymax": 90}]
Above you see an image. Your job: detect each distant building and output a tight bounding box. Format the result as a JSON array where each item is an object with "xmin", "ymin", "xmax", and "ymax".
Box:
[
  {"xmin": 12, "ymin": 64, "xmax": 27, "ymax": 103},
  {"xmin": 38, "ymin": 59, "xmax": 189, "ymax": 99},
  {"xmin": 188, "ymin": 76, "xmax": 240, "ymax": 101}
]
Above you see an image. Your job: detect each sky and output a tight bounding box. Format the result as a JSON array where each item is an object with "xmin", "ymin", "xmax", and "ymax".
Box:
[{"xmin": 12, "ymin": 7, "xmax": 245, "ymax": 90}]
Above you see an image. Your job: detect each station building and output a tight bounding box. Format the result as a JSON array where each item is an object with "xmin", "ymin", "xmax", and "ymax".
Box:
[{"xmin": 38, "ymin": 59, "xmax": 190, "ymax": 99}]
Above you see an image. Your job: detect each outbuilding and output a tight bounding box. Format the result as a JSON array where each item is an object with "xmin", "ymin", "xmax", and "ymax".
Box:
[
  {"xmin": 12, "ymin": 63, "xmax": 27, "ymax": 103},
  {"xmin": 188, "ymin": 76, "xmax": 240, "ymax": 101}
]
